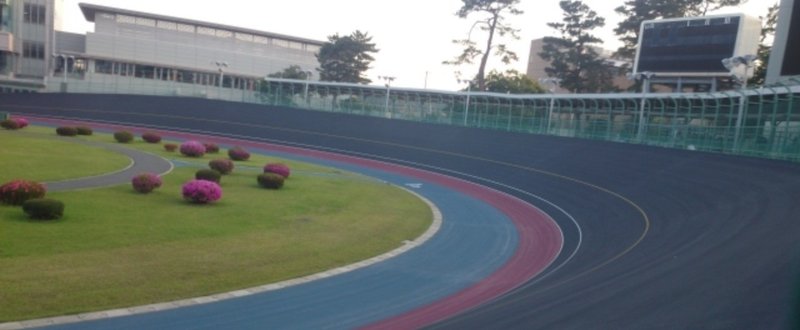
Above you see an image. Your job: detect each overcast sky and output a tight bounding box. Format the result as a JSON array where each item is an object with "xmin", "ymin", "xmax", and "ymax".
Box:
[{"xmin": 60, "ymin": 0, "xmax": 774, "ymax": 91}]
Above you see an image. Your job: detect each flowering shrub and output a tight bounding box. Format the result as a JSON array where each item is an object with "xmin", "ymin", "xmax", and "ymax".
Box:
[
  {"xmin": 164, "ymin": 143, "xmax": 178, "ymax": 152},
  {"xmin": 257, "ymin": 173, "xmax": 285, "ymax": 189},
  {"xmin": 0, "ymin": 180, "xmax": 47, "ymax": 206},
  {"xmin": 180, "ymin": 141, "xmax": 206, "ymax": 157},
  {"xmin": 203, "ymin": 143, "xmax": 220, "ymax": 154},
  {"xmin": 142, "ymin": 132, "xmax": 162, "ymax": 144},
  {"xmin": 228, "ymin": 146, "xmax": 250, "ymax": 161},
  {"xmin": 13, "ymin": 118, "xmax": 29, "ymax": 128},
  {"xmin": 264, "ymin": 163, "xmax": 291, "ymax": 178},
  {"xmin": 22, "ymin": 198, "xmax": 64, "ymax": 220},
  {"xmin": 114, "ymin": 131, "xmax": 134, "ymax": 143},
  {"xmin": 131, "ymin": 173, "xmax": 162, "ymax": 194},
  {"xmin": 182, "ymin": 180, "xmax": 222, "ymax": 204},
  {"xmin": 1, "ymin": 119, "xmax": 20, "ymax": 130},
  {"xmin": 56, "ymin": 126, "xmax": 78, "ymax": 136},
  {"xmin": 209, "ymin": 159, "xmax": 234, "ymax": 175},
  {"xmin": 76, "ymin": 126, "xmax": 93, "ymax": 135},
  {"xmin": 195, "ymin": 169, "xmax": 221, "ymax": 183}
]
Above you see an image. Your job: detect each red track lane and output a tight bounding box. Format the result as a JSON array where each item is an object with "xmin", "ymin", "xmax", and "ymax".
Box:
[{"xmin": 30, "ymin": 117, "xmax": 564, "ymax": 329}]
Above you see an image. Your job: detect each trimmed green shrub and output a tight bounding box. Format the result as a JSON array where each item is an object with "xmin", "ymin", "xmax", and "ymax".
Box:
[
  {"xmin": 22, "ymin": 198, "xmax": 64, "ymax": 220},
  {"xmin": 209, "ymin": 159, "xmax": 234, "ymax": 175},
  {"xmin": 180, "ymin": 141, "xmax": 206, "ymax": 157},
  {"xmin": 228, "ymin": 146, "xmax": 250, "ymax": 161},
  {"xmin": 257, "ymin": 173, "xmax": 285, "ymax": 189},
  {"xmin": 131, "ymin": 173, "xmax": 162, "ymax": 194},
  {"xmin": 142, "ymin": 132, "xmax": 162, "ymax": 144},
  {"xmin": 203, "ymin": 143, "xmax": 220, "ymax": 154},
  {"xmin": 76, "ymin": 126, "xmax": 93, "ymax": 135},
  {"xmin": 1, "ymin": 119, "xmax": 20, "ymax": 130},
  {"xmin": 56, "ymin": 126, "xmax": 78, "ymax": 136},
  {"xmin": 195, "ymin": 169, "xmax": 221, "ymax": 183},
  {"xmin": 0, "ymin": 180, "xmax": 47, "ymax": 205},
  {"xmin": 114, "ymin": 131, "xmax": 134, "ymax": 143},
  {"xmin": 164, "ymin": 143, "xmax": 178, "ymax": 152}
]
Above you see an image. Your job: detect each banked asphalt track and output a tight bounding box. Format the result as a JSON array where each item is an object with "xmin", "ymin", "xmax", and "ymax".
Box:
[{"xmin": 3, "ymin": 94, "xmax": 800, "ymax": 329}]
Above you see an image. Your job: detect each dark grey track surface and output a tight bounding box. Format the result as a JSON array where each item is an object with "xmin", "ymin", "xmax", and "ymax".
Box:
[
  {"xmin": 41, "ymin": 138, "xmax": 173, "ymax": 192},
  {"xmin": 4, "ymin": 94, "xmax": 800, "ymax": 329}
]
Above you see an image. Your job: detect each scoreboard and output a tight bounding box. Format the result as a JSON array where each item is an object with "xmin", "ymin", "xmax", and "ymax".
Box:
[
  {"xmin": 767, "ymin": 0, "xmax": 800, "ymax": 83},
  {"xmin": 633, "ymin": 14, "xmax": 761, "ymax": 77}
]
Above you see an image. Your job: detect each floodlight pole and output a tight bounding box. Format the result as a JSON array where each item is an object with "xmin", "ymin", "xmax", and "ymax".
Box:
[
  {"xmin": 630, "ymin": 71, "xmax": 655, "ymax": 142},
  {"xmin": 303, "ymin": 70, "xmax": 313, "ymax": 106},
  {"xmin": 539, "ymin": 77, "xmax": 562, "ymax": 134},
  {"xmin": 379, "ymin": 75, "xmax": 396, "ymax": 118},
  {"xmin": 214, "ymin": 61, "xmax": 229, "ymax": 96},
  {"xmin": 723, "ymin": 55, "xmax": 757, "ymax": 152},
  {"xmin": 458, "ymin": 79, "xmax": 473, "ymax": 126}
]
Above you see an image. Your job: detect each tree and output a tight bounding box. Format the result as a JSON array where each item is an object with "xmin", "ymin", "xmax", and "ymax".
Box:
[
  {"xmin": 614, "ymin": 0, "xmax": 746, "ymax": 60},
  {"xmin": 267, "ymin": 65, "xmax": 312, "ymax": 80},
  {"xmin": 468, "ymin": 69, "xmax": 545, "ymax": 94},
  {"xmin": 749, "ymin": 3, "xmax": 779, "ymax": 86},
  {"xmin": 316, "ymin": 30, "xmax": 378, "ymax": 84},
  {"xmin": 540, "ymin": 0, "xmax": 615, "ymax": 93},
  {"xmin": 444, "ymin": 0, "xmax": 523, "ymax": 91}
]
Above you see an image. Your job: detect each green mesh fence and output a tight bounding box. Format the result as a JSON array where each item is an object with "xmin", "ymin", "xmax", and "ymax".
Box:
[{"xmin": 44, "ymin": 75, "xmax": 800, "ymax": 162}]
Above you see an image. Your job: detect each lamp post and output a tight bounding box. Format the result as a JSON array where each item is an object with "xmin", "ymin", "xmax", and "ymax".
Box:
[
  {"xmin": 214, "ymin": 60, "xmax": 228, "ymax": 96},
  {"xmin": 457, "ymin": 78, "xmax": 473, "ymax": 126},
  {"xmin": 539, "ymin": 77, "xmax": 562, "ymax": 134},
  {"xmin": 304, "ymin": 70, "xmax": 313, "ymax": 106},
  {"xmin": 629, "ymin": 71, "xmax": 655, "ymax": 141},
  {"xmin": 722, "ymin": 54, "xmax": 758, "ymax": 151},
  {"xmin": 379, "ymin": 75, "xmax": 396, "ymax": 118},
  {"xmin": 52, "ymin": 54, "xmax": 67, "ymax": 82}
]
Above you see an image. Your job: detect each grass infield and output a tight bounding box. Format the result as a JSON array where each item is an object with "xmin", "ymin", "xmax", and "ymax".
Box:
[{"xmin": 0, "ymin": 126, "xmax": 432, "ymax": 321}]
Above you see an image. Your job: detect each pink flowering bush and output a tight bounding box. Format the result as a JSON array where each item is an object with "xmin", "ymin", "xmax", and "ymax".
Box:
[
  {"xmin": 180, "ymin": 141, "xmax": 206, "ymax": 157},
  {"xmin": 0, "ymin": 180, "xmax": 47, "ymax": 206},
  {"xmin": 264, "ymin": 163, "xmax": 291, "ymax": 178},
  {"xmin": 209, "ymin": 159, "xmax": 234, "ymax": 175},
  {"xmin": 142, "ymin": 132, "xmax": 162, "ymax": 144},
  {"xmin": 14, "ymin": 118, "xmax": 29, "ymax": 128},
  {"xmin": 182, "ymin": 180, "xmax": 222, "ymax": 204},
  {"xmin": 131, "ymin": 173, "xmax": 162, "ymax": 194}
]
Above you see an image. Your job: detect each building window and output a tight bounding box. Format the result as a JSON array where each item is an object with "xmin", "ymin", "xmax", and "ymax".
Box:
[
  {"xmin": 95, "ymin": 60, "xmax": 113, "ymax": 74},
  {"xmin": 22, "ymin": 41, "xmax": 44, "ymax": 59},
  {"xmin": 23, "ymin": 3, "xmax": 46, "ymax": 25}
]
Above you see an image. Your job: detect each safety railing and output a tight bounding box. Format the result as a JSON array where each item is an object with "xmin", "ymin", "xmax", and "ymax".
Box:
[{"xmin": 39, "ymin": 74, "xmax": 800, "ymax": 162}]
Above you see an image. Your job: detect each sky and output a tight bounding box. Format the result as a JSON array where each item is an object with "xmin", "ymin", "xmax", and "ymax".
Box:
[{"xmin": 60, "ymin": 0, "xmax": 775, "ymax": 91}]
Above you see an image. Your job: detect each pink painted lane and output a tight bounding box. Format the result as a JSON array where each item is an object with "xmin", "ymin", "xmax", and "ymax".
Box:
[{"xmin": 29, "ymin": 117, "xmax": 563, "ymax": 328}]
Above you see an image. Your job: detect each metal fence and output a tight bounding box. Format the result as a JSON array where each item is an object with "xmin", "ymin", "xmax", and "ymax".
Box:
[{"xmin": 45, "ymin": 75, "xmax": 800, "ymax": 162}]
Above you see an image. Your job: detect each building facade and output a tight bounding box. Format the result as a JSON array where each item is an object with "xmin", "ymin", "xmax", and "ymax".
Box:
[{"xmin": 0, "ymin": 1, "xmax": 323, "ymax": 97}]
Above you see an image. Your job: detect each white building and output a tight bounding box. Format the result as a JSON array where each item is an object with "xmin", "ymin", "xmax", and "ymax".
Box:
[{"xmin": 1, "ymin": 1, "xmax": 323, "ymax": 97}]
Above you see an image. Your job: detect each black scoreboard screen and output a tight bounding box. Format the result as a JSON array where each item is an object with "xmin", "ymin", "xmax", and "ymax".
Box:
[
  {"xmin": 634, "ymin": 15, "xmax": 760, "ymax": 76},
  {"xmin": 781, "ymin": 1, "xmax": 800, "ymax": 76}
]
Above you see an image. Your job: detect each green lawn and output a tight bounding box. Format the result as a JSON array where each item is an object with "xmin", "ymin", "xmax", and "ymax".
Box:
[
  {"xmin": 0, "ymin": 127, "xmax": 131, "ymax": 183},
  {"xmin": 0, "ymin": 126, "xmax": 432, "ymax": 321}
]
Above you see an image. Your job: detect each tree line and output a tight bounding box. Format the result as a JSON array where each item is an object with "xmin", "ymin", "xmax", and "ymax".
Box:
[{"xmin": 268, "ymin": 0, "xmax": 778, "ymax": 95}]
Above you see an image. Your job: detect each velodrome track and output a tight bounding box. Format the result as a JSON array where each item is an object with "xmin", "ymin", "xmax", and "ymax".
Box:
[{"xmin": 4, "ymin": 94, "xmax": 800, "ymax": 329}]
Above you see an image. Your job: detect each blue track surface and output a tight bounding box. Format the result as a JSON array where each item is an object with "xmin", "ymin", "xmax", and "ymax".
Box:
[{"xmin": 38, "ymin": 147, "xmax": 519, "ymax": 330}]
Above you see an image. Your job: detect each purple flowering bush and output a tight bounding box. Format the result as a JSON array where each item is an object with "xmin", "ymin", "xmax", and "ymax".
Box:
[
  {"xmin": 131, "ymin": 173, "xmax": 162, "ymax": 194},
  {"xmin": 180, "ymin": 141, "xmax": 206, "ymax": 157},
  {"xmin": 264, "ymin": 163, "xmax": 291, "ymax": 178},
  {"xmin": 0, "ymin": 179, "xmax": 47, "ymax": 206},
  {"xmin": 182, "ymin": 180, "xmax": 222, "ymax": 204},
  {"xmin": 15, "ymin": 118, "xmax": 29, "ymax": 128},
  {"xmin": 228, "ymin": 146, "xmax": 250, "ymax": 161},
  {"xmin": 209, "ymin": 159, "xmax": 235, "ymax": 175}
]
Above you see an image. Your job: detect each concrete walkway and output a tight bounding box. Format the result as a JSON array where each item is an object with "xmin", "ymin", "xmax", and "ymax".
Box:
[{"xmin": 44, "ymin": 139, "xmax": 173, "ymax": 191}]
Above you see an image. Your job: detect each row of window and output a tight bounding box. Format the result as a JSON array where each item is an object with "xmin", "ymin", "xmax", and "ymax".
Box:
[
  {"xmin": 93, "ymin": 59, "xmax": 258, "ymax": 90},
  {"xmin": 23, "ymin": 3, "xmax": 46, "ymax": 25},
  {"xmin": 98, "ymin": 12, "xmax": 320, "ymax": 53},
  {"xmin": 22, "ymin": 41, "xmax": 44, "ymax": 59}
]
